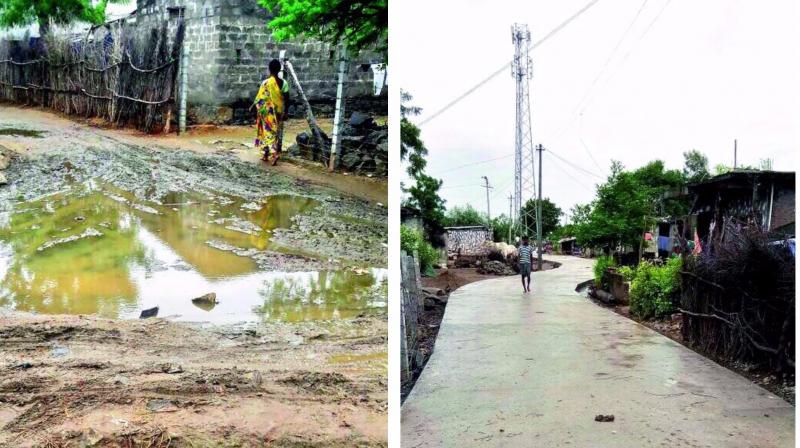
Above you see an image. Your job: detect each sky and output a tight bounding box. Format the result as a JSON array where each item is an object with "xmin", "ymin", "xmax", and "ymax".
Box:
[{"xmin": 396, "ymin": 0, "xmax": 800, "ymax": 220}]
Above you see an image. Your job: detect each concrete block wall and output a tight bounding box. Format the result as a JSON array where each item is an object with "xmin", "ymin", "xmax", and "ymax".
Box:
[{"xmin": 134, "ymin": 0, "xmax": 386, "ymax": 125}]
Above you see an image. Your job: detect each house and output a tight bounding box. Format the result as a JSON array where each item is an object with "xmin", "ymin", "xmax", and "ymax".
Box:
[{"xmin": 688, "ymin": 170, "xmax": 795, "ymax": 244}]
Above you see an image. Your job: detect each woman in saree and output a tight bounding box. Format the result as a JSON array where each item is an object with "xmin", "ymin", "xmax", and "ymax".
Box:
[{"xmin": 254, "ymin": 59, "xmax": 289, "ymax": 165}]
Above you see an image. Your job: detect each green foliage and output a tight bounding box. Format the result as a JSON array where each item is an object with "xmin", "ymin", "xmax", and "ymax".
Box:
[
  {"xmin": 618, "ymin": 265, "xmax": 635, "ymax": 282},
  {"xmin": 714, "ymin": 164, "xmax": 732, "ymax": 175},
  {"xmin": 444, "ymin": 204, "xmax": 485, "ymax": 227},
  {"xmin": 593, "ymin": 255, "xmax": 616, "ymax": 289},
  {"xmin": 519, "ymin": 198, "xmax": 562, "ymax": 239},
  {"xmin": 400, "ymin": 91, "xmax": 445, "ymax": 241},
  {"xmin": 401, "ymin": 225, "xmax": 439, "ymax": 275},
  {"xmin": 258, "ymin": 0, "xmax": 387, "ymax": 54},
  {"xmin": 0, "ymin": 0, "xmax": 128, "ymax": 34},
  {"xmin": 629, "ymin": 256, "xmax": 682, "ymax": 319},
  {"xmin": 573, "ymin": 159, "xmax": 689, "ymax": 250},
  {"xmin": 683, "ymin": 149, "xmax": 710, "ymax": 183},
  {"xmin": 489, "ymin": 214, "xmax": 512, "ymax": 243}
]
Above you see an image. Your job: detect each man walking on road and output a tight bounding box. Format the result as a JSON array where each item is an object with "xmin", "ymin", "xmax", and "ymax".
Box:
[{"xmin": 518, "ymin": 236, "xmax": 534, "ymax": 293}]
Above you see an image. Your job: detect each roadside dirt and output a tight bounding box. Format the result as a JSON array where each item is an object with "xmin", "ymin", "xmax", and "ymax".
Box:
[
  {"xmin": 0, "ymin": 313, "xmax": 387, "ymax": 446},
  {"xmin": 0, "ymin": 105, "xmax": 387, "ymax": 204}
]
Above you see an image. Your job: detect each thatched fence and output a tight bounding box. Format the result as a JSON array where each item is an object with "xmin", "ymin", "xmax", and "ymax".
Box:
[
  {"xmin": 0, "ymin": 20, "xmax": 184, "ymax": 133},
  {"xmin": 680, "ymin": 219, "xmax": 795, "ymax": 374}
]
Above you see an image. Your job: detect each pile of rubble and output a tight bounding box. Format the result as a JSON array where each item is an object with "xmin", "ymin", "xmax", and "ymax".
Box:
[
  {"xmin": 0, "ymin": 145, "xmax": 10, "ymax": 185},
  {"xmin": 288, "ymin": 112, "xmax": 387, "ymax": 177},
  {"xmin": 477, "ymin": 260, "xmax": 517, "ymax": 276}
]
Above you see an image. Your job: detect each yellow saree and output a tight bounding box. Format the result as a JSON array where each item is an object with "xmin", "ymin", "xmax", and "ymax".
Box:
[{"xmin": 254, "ymin": 76, "xmax": 285, "ymax": 161}]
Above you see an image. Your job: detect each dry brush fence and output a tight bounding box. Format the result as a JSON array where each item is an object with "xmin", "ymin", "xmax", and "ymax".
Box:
[
  {"xmin": 680, "ymin": 219, "xmax": 795, "ymax": 375},
  {"xmin": 0, "ymin": 20, "xmax": 184, "ymax": 133}
]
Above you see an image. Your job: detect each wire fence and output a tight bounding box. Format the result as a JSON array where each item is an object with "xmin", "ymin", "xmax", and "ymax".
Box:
[{"xmin": 0, "ymin": 20, "xmax": 185, "ymax": 133}]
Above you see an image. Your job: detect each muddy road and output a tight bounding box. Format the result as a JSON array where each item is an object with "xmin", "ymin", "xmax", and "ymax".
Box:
[{"xmin": 0, "ymin": 105, "xmax": 388, "ymax": 446}]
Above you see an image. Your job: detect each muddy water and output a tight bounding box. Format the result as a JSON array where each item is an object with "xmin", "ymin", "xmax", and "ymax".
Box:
[{"xmin": 0, "ymin": 180, "xmax": 386, "ymax": 323}]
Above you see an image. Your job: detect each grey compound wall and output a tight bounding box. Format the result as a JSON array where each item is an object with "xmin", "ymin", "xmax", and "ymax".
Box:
[
  {"xmin": 445, "ymin": 228, "xmax": 493, "ymax": 257},
  {"xmin": 132, "ymin": 0, "xmax": 386, "ymax": 124}
]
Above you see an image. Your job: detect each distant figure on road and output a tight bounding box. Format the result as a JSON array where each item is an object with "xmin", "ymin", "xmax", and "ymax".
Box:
[
  {"xmin": 518, "ymin": 236, "xmax": 534, "ymax": 293},
  {"xmin": 254, "ymin": 59, "xmax": 289, "ymax": 165}
]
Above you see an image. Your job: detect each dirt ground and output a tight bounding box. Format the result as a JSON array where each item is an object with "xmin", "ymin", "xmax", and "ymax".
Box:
[
  {"xmin": 0, "ymin": 313, "xmax": 387, "ymax": 446},
  {"xmin": 0, "ymin": 105, "xmax": 387, "ymax": 205},
  {"xmin": 0, "ymin": 105, "xmax": 388, "ymax": 446}
]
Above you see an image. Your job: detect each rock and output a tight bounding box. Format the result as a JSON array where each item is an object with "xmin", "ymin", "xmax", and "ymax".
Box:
[
  {"xmin": 595, "ymin": 414, "xmax": 615, "ymax": 422},
  {"xmin": 192, "ymin": 292, "xmax": 218, "ymax": 305},
  {"xmin": 139, "ymin": 306, "xmax": 159, "ymax": 318},
  {"xmin": 161, "ymin": 363, "xmax": 184, "ymax": 374},
  {"xmin": 424, "ymin": 295, "xmax": 448, "ymax": 310},
  {"xmin": 147, "ymin": 399, "xmax": 178, "ymax": 413},
  {"xmin": 348, "ymin": 111, "xmax": 372, "ymax": 127},
  {"xmin": 0, "ymin": 172, "xmax": 6, "ymax": 186},
  {"xmin": 422, "ymin": 287, "xmax": 445, "ymax": 297}
]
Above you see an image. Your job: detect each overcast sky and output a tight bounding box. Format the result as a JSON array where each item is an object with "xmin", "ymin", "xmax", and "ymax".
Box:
[{"xmin": 396, "ymin": 0, "xmax": 799, "ymax": 220}]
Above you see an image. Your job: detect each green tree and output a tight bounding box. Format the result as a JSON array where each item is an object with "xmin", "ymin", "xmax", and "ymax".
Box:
[
  {"xmin": 0, "ymin": 0, "xmax": 126, "ymax": 36},
  {"xmin": 519, "ymin": 198, "xmax": 562, "ymax": 239},
  {"xmin": 490, "ymin": 214, "xmax": 512, "ymax": 243},
  {"xmin": 258, "ymin": 0, "xmax": 387, "ymax": 54},
  {"xmin": 682, "ymin": 149, "xmax": 710, "ymax": 183},
  {"xmin": 400, "ymin": 90, "xmax": 427, "ymax": 179},
  {"xmin": 400, "ymin": 91, "xmax": 446, "ymax": 244},
  {"xmin": 444, "ymin": 204, "xmax": 486, "ymax": 227}
]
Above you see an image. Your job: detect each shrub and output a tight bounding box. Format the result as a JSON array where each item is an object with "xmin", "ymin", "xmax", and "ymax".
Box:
[
  {"xmin": 401, "ymin": 225, "xmax": 439, "ymax": 275},
  {"xmin": 618, "ymin": 265, "xmax": 635, "ymax": 282},
  {"xmin": 593, "ymin": 255, "xmax": 616, "ymax": 289},
  {"xmin": 629, "ymin": 256, "xmax": 682, "ymax": 319}
]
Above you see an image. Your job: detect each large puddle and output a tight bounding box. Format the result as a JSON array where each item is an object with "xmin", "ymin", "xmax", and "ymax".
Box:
[{"xmin": 0, "ymin": 180, "xmax": 386, "ymax": 323}]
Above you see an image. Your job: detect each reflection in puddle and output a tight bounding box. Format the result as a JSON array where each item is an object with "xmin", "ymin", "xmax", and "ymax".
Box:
[
  {"xmin": 0, "ymin": 128, "xmax": 45, "ymax": 138},
  {"xmin": 0, "ymin": 180, "xmax": 385, "ymax": 323}
]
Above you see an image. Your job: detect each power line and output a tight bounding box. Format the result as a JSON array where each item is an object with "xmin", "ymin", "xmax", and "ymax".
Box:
[
  {"xmin": 417, "ymin": 0, "xmax": 604, "ymax": 127},
  {"xmin": 432, "ymin": 153, "xmax": 514, "ymax": 175},
  {"xmin": 549, "ymin": 0, "xmax": 651, "ymax": 144},
  {"xmin": 547, "ymin": 148, "xmax": 605, "ymax": 179},
  {"xmin": 544, "ymin": 151, "xmax": 597, "ymax": 193}
]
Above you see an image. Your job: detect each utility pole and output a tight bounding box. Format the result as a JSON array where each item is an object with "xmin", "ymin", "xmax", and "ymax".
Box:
[
  {"xmin": 535, "ymin": 144, "xmax": 544, "ymax": 269},
  {"xmin": 733, "ymin": 139, "xmax": 738, "ymax": 170},
  {"xmin": 482, "ymin": 176, "xmax": 492, "ymax": 220},
  {"xmin": 329, "ymin": 43, "xmax": 348, "ymax": 172},
  {"xmin": 508, "ymin": 193, "xmax": 514, "ymax": 244}
]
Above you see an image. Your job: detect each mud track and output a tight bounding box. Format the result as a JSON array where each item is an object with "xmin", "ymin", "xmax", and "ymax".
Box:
[{"xmin": 0, "ymin": 314, "xmax": 387, "ymax": 446}]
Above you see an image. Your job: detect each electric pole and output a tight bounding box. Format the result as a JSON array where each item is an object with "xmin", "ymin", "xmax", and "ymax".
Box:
[
  {"xmin": 482, "ymin": 176, "xmax": 492, "ymax": 220},
  {"xmin": 733, "ymin": 139, "xmax": 738, "ymax": 170},
  {"xmin": 535, "ymin": 144, "xmax": 544, "ymax": 269}
]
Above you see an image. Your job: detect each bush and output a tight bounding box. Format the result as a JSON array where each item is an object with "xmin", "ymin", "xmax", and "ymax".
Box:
[
  {"xmin": 401, "ymin": 225, "xmax": 439, "ymax": 275},
  {"xmin": 629, "ymin": 256, "xmax": 682, "ymax": 319},
  {"xmin": 618, "ymin": 265, "xmax": 635, "ymax": 282},
  {"xmin": 593, "ymin": 255, "xmax": 616, "ymax": 289}
]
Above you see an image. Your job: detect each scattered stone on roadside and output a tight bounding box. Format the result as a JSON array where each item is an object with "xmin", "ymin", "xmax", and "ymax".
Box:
[
  {"xmin": 51, "ymin": 346, "xmax": 70, "ymax": 358},
  {"xmin": 424, "ymin": 295, "xmax": 447, "ymax": 310},
  {"xmin": 422, "ymin": 287, "xmax": 445, "ymax": 297},
  {"xmin": 595, "ymin": 414, "xmax": 615, "ymax": 422},
  {"xmin": 110, "ymin": 375, "xmax": 130, "ymax": 386},
  {"xmin": 161, "ymin": 363, "xmax": 184, "ymax": 374},
  {"xmin": 0, "ymin": 171, "xmax": 6, "ymax": 186},
  {"xmin": 139, "ymin": 306, "xmax": 159, "ymax": 319},
  {"xmin": 146, "ymin": 398, "xmax": 178, "ymax": 413}
]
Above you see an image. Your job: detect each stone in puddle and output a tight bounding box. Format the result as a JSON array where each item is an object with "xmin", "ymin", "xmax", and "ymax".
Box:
[
  {"xmin": 192, "ymin": 292, "xmax": 217, "ymax": 305},
  {"xmin": 595, "ymin": 414, "xmax": 615, "ymax": 422}
]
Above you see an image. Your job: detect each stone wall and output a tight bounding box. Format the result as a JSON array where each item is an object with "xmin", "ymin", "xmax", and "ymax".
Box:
[
  {"xmin": 133, "ymin": 0, "xmax": 386, "ymax": 124},
  {"xmin": 445, "ymin": 227, "xmax": 492, "ymax": 257}
]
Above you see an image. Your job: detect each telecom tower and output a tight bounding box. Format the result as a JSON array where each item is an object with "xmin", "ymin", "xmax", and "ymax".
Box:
[{"xmin": 511, "ymin": 23, "xmax": 536, "ymax": 237}]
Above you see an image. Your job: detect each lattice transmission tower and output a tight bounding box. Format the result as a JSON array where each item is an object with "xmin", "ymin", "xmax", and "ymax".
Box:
[{"xmin": 511, "ymin": 23, "xmax": 536, "ymax": 238}]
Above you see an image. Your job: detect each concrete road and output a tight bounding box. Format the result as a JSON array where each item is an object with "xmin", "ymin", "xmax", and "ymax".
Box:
[{"xmin": 402, "ymin": 255, "xmax": 794, "ymax": 447}]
